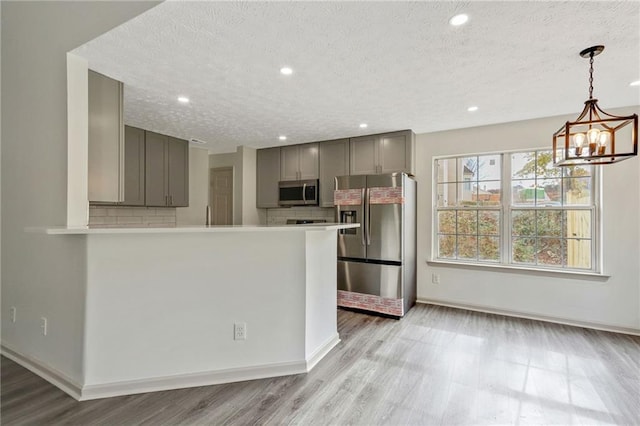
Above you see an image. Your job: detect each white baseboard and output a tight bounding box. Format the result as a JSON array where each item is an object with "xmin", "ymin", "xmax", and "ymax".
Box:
[
  {"xmin": 417, "ymin": 298, "xmax": 640, "ymax": 336},
  {"xmin": 306, "ymin": 333, "xmax": 340, "ymax": 371},
  {"xmin": 3, "ymin": 333, "xmax": 341, "ymax": 401},
  {"xmin": 80, "ymin": 359, "xmax": 309, "ymax": 401},
  {"xmin": 1, "ymin": 343, "xmax": 82, "ymax": 400}
]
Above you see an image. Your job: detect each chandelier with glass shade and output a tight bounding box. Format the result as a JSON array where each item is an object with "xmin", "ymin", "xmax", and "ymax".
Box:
[{"xmin": 553, "ymin": 45, "xmax": 638, "ymax": 167}]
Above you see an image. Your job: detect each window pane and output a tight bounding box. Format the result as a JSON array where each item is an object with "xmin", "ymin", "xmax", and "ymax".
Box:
[
  {"xmin": 564, "ymin": 178, "xmax": 592, "ymax": 205},
  {"xmin": 564, "ymin": 210, "xmax": 591, "ymax": 238},
  {"xmin": 436, "ymin": 158, "xmax": 457, "ymax": 183},
  {"xmin": 457, "ymin": 236, "xmax": 478, "ymax": 260},
  {"xmin": 438, "ymin": 235, "xmax": 456, "ymax": 259},
  {"xmin": 563, "ymin": 165, "xmax": 591, "ymax": 178},
  {"xmin": 511, "ymin": 152, "xmax": 535, "ymax": 179},
  {"xmin": 477, "ymin": 180, "xmax": 501, "ymax": 206},
  {"xmin": 478, "ymin": 210, "xmax": 500, "ymax": 235},
  {"xmin": 458, "ymin": 157, "xmax": 478, "ymax": 182},
  {"xmin": 537, "ymin": 179, "xmax": 561, "ymax": 205},
  {"xmin": 457, "ymin": 210, "xmax": 477, "ymax": 234},
  {"xmin": 458, "ymin": 182, "xmax": 478, "ymax": 206},
  {"xmin": 537, "ymin": 210, "xmax": 562, "ymax": 237},
  {"xmin": 537, "ymin": 238, "xmax": 562, "ymax": 266},
  {"xmin": 512, "ymin": 210, "xmax": 535, "ymax": 236},
  {"xmin": 437, "ymin": 211, "xmax": 456, "ymax": 234},
  {"xmin": 479, "ymin": 236, "xmax": 500, "ymax": 261},
  {"xmin": 565, "ymin": 239, "xmax": 591, "ymax": 269},
  {"xmin": 478, "ymin": 155, "xmax": 501, "ymax": 180},
  {"xmin": 436, "ymin": 183, "xmax": 457, "ymax": 206},
  {"xmin": 537, "ymin": 150, "xmax": 562, "ymax": 179},
  {"xmin": 512, "ymin": 237, "xmax": 536, "ymax": 264},
  {"xmin": 512, "ymin": 179, "xmax": 536, "ymax": 205}
]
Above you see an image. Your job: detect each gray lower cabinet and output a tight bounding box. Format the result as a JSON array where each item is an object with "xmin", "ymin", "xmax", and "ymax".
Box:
[
  {"xmin": 123, "ymin": 126, "xmax": 145, "ymax": 206},
  {"xmin": 145, "ymin": 131, "xmax": 189, "ymax": 207},
  {"xmin": 256, "ymin": 147, "xmax": 281, "ymax": 208},
  {"xmin": 319, "ymin": 138, "xmax": 349, "ymax": 207},
  {"xmin": 350, "ymin": 130, "xmax": 415, "ymax": 175},
  {"xmin": 280, "ymin": 143, "xmax": 319, "ymax": 181},
  {"xmin": 88, "ymin": 70, "xmax": 124, "ymax": 203}
]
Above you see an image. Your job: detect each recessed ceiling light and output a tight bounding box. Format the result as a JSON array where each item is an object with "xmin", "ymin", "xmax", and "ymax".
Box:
[
  {"xmin": 279, "ymin": 135, "xmax": 287, "ymax": 141},
  {"xmin": 359, "ymin": 123, "xmax": 368, "ymax": 128},
  {"xmin": 449, "ymin": 13, "xmax": 469, "ymax": 26},
  {"xmin": 177, "ymin": 96, "xmax": 189, "ymax": 103},
  {"xmin": 630, "ymin": 80, "xmax": 640, "ymax": 86},
  {"xmin": 280, "ymin": 67, "xmax": 293, "ymax": 75},
  {"xmin": 467, "ymin": 106, "xmax": 478, "ymax": 112}
]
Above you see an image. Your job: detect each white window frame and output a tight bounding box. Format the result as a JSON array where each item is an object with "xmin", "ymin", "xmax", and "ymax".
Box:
[{"xmin": 432, "ymin": 148, "xmax": 602, "ymax": 274}]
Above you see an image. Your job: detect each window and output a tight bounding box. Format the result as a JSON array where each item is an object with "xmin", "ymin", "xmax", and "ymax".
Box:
[{"xmin": 434, "ymin": 149, "xmax": 598, "ymax": 272}]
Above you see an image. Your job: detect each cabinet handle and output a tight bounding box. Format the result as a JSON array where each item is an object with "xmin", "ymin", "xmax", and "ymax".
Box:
[{"xmin": 170, "ymin": 195, "xmax": 173, "ymax": 206}]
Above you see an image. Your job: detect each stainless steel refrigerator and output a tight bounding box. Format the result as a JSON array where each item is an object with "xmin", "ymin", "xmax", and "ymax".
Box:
[{"xmin": 334, "ymin": 173, "xmax": 416, "ymax": 318}]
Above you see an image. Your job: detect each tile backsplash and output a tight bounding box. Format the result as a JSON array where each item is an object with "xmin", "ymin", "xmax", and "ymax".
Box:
[
  {"xmin": 266, "ymin": 207, "xmax": 335, "ymax": 225},
  {"xmin": 89, "ymin": 205, "xmax": 176, "ymax": 228}
]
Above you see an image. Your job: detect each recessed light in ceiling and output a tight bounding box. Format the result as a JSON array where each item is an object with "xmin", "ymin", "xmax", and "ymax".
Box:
[
  {"xmin": 359, "ymin": 123, "xmax": 368, "ymax": 128},
  {"xmin": 630, "ymin": 80, "xmax": 640, "ymax": 86},
  {"xmin": 177, "ymin": 96, "xmax": 189, "ymax": 103},
  {"xmin": 280, "ymin": 67, "xmax": 293, "ymax": 75},
  {"xmin": 467, "ymin": 106, "xmax": 479, "ymax": 112},
  {"xmin": 279, "ymin": 135, "xmax": 287, "ymax": 141},
  {"xmin": 449, "ymin": 13, "xmax": 469, "ymax": 26}
]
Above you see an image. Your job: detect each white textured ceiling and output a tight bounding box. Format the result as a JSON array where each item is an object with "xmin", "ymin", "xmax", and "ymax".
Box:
[{"xmin": 73, "ymin": 0, "xmax": 640, "ymax": 154}]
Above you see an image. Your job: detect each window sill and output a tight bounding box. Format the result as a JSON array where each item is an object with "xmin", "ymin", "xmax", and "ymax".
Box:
[{"xmin": 426, "ymin": 259, "xmax": 610, "ymax": 280}]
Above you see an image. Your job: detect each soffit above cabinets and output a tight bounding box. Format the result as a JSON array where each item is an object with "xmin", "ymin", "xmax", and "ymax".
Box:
[{"xmin": 73, "ymin": 1, "xmax": 640, "ymax": 154}]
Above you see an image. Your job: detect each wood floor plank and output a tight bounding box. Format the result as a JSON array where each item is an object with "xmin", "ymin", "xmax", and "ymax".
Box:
[{"xmin": 2, "ymin": 304, "xmax": 639, "ymax": 425}]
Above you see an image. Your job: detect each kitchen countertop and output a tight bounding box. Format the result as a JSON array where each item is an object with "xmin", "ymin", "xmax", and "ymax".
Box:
[{"xmin": 32, "ymin": 223, "xmax": 360, "ymax": 235}]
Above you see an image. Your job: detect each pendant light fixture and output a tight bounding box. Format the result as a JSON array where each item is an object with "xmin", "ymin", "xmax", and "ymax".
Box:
[{"xmin": 552, "ymin": 45, "xmax": 638, "ymax": 166}]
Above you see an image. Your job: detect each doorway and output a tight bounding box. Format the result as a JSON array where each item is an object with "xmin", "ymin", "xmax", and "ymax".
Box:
[{"xmin": 210, "ymin": 167, "xmax": 233, "ymax": 225}]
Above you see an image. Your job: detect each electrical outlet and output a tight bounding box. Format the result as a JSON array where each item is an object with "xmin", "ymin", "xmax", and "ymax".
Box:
[
  {"xmin": 234, "ymin": 322, "xmax": 247, "ymax": 340},
  {"xmin": 432, "ymin": 273, "xmax": 441, "ymax": 284},
  {"xmin": 41, "ymin": 317, "xmax": 48, "ymax": 336},
  {"xmin": 10, "ymin": 307, "xmax": 16, "ymax": 323}
]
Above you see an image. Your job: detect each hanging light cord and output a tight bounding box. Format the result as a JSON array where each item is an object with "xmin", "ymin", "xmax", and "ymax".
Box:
[{"xmin": 588, "ymin": 53, "xmax": 595, "ymax": 100}]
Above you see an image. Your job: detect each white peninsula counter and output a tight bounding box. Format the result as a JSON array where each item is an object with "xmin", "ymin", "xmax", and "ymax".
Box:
[{"xmin": 38, "ymin": 223, "xmax": 358, "ymax": 400}]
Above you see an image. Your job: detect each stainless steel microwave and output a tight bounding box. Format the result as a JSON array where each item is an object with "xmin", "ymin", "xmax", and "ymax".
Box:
[{"xmin": 278, "ymin": 179, "xmax": 319, "ymax": 206}]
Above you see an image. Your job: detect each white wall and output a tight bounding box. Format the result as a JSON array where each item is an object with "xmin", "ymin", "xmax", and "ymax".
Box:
[
  {"xmin": 176, "ymin": 146, "xmax": 209, "ymax": 226},
  {"xmin": 416, "ymin": 107, "xmax": 640, "ymax": 332},
  {"xmin": 240, "ymin": 146, "xmax": 261, "ymax": 225},
  {"xmin": 1, "ymin": 1, "xmax": 159, "ymax": 384}
]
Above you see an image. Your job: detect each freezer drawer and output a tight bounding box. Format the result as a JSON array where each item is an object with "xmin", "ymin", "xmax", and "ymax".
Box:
[{"xmin": 337, "ymin": 260, "xmax": 402, "ymax": 299}]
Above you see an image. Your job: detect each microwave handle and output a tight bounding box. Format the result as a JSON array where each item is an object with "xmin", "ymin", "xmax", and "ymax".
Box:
[{"xmin": 302, "ymin": 183, "xmax": 307, "ymax": 204}]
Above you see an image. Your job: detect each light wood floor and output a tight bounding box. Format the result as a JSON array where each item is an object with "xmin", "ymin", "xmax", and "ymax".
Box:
[{"xmin": 2, "ymin": 304, "xmax": 639, "ymax": 425}]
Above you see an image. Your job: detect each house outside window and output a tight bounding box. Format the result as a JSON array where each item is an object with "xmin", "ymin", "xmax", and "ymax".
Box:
[{"xmin": 434, "ymin": 149, "xmax": 599, "ymax": 272}]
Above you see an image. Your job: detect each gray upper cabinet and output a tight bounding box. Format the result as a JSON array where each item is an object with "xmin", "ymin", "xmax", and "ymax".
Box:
[
  {"xmin": 280, "ymin": 143, "xmax": 319, "ymax": 181},
  {"xmin": 319, "ymin": 139, "xmax": 349, "ymax": 208},
  {"xmin": 123, "ymin": 126, "xmax": 145, "ymax": 206},
  {"xmin": 145, "ymin": 131, "xmax": 189, "ymax": 207},
  {"xmin": 88, "ymin": 70, "xmax": 124, "ymax": 203},
  {"xmin": 256, "ymin": 147, "xmax": 281, "ymax": 208},
  {"xmin": 350, "ymin": 130, "xmax": 415, "ymax": 175}
]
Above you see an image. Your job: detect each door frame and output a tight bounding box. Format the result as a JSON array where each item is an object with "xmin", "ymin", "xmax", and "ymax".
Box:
[{"xmin": 209, "ymin": 166, "xmax": 234, "ymax": 225}]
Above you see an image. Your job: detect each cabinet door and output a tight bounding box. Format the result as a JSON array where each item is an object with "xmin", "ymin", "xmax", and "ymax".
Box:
[
  {"xmin": 257, "ymin": 147, "xmax": 281, "ymax": 208},
  {"xmin": 379, "ymin": 130, "xmax": 414, "ymax": 174},
  {"xmin": 167, "ymin": 137, "xmax": 189, "ymax": 207},
  {"xmin": 88, "ymin": 70, "xmax": 124, "ymax": 202},
  {"xmin": 123, "ymin": 126, "xmax": 145, "ymax": 206},
  {"xmin": 280, "ymin": 145, "xmax": 300, "ymax": 181},
  {"xmin": 145, "ymin": 131, "xmax": 168, "ymax": 207},
  {"xmin": 298, "ymin": 143, "xmax": 319, "ymax": 180},
  {"xmin": 350, "ymin": 135, "xmax": 378, "ymax": 175},
  {"xmin": 319, "ymin": 139, "xmax": 349, "ymax": 207}
]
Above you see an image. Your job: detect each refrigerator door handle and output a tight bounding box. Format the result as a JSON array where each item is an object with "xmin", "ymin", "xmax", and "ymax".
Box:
[
  {"xmin": 361, "ymin": 188, "xmax": 366, "ymax": 246},
  {"xmin": 366, "ymin": 188, "xmax": 372, "ymax": 246}
]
